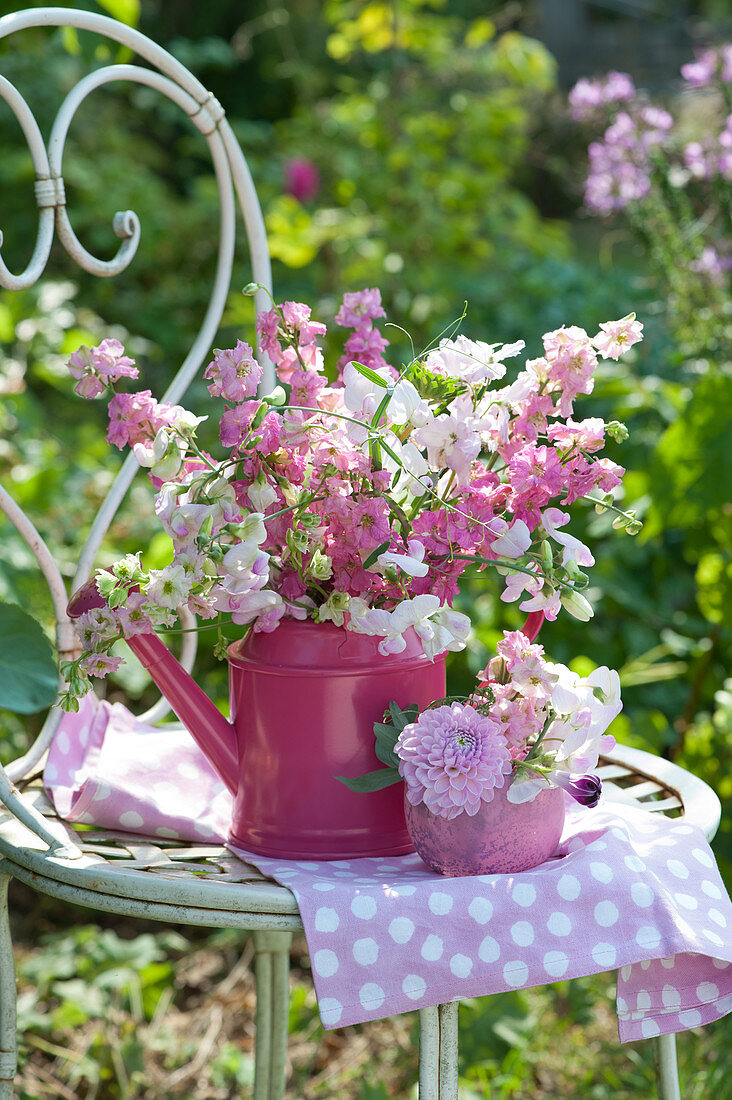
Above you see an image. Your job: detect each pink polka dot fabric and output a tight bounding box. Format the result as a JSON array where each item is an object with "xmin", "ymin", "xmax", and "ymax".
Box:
[
  {"xmin": 45, "ymin": 695, "xmax": 232, "ymax": 843},
  {"xmin": 45, "ymin": 700, "xmax": 732, "ymax": 1042},
  {"xmin": 232, "ymin": 808, "xmax": 732, "ymax": 1040}
]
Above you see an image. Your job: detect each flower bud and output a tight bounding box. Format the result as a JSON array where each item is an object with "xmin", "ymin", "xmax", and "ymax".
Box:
[
  {"xmin": 309, "ymin": 549, "xmax": 333, "ymax": 581},
  {"xmin": 606, "ymin": 420, "xmax": 629, "ymax": 442},
  {"xmin": 554, "ymin": 772, "xmax": 602, "ymax": 807},
  {"xmin": 560, "ymin": 589, "xmax": 594, "ymax": 621}
]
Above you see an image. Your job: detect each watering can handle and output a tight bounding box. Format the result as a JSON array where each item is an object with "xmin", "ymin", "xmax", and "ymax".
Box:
[{"xmin": 521, "ymin": 611, "xmax": 545, "ymax": 643}]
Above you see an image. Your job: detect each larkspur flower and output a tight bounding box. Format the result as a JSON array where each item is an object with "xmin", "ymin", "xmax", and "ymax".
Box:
[
  {"xmin": 396, "ymin": 703, "xmax": 513, "ymax": 820},
  {"xmin": 592, "ymin": 314, "xmax": 643, "ymax": 360},
  {"xmin": 67, "ymin": 338, "xmax": 138, "ymax": 399},
  {"xmin": 204, "ymin": 340, "xmax": 262, "ymax": 403},
  {"xmin": 63, "ymin": 289, "xmax": 638, "ymax": 713}
]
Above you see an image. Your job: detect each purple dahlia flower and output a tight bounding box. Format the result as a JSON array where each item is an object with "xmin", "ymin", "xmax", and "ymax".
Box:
[{"xmin": 396, "ymin": 702, "xmax": 513, "ymax": 821}]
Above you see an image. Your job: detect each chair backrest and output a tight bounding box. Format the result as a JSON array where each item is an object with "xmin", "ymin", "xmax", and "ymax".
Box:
[{"xmin": 0, "ymin": 7, "xmax": 274, "ymax": 781}]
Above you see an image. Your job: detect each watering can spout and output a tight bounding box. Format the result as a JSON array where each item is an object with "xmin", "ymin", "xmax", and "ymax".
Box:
[{"xmin": 67, "ymin": 580, "xmax": 239, "ymax": 794}]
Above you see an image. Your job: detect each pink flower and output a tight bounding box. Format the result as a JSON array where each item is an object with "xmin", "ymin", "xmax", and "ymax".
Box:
[
  {"xmin": 335, "ymin": 289, "xmax": 386, "ymax": 328},
  {"xmin": 396, "ymin": 703, "xmax": 513, "ymax": 820},
  {"xmin": 204, "ymin": 340, "xmax": 262, "ymax": 402},
  {"xmin": 106, "ymin": 390, "xmax": 177, "ymax": 450},
  {"xmin": 507, "ymin": 444, "xmax": 565, "ymax": 526},
  {"xmin": 592, "ymin": 314, "xmax": 643, "ymax": 360},
  {"xmin": 284, "ymin": 158, "xmax": 320, "ymax": 204},
  {"xmin": 256, "ymin": 308, "xmax": 283, "ymax": 361},
  {"xmin": 339, "ymin": 324, "xmax": 391, "ymax": 379},
  {"xmin": 681, "ymin": 48, "xmax": 719, "ymax": 88},
  {"xmin": 219, "ymin": 403, "xmax": 282, "ymax": 454},
  {"xmin": 281, "ymin": 301, "xmax": 327, "ymax": 347},
  {"xmin": 80, "ymin": 651, "xmax": 122, "ymax": 678},
  {"xmin": 67, "ymin": 338, "xmax": 138, "ymax": 398},
  {"xmin": 348, "ymin": 496, "xmax": 391, "ymax": 550},
  {"xmin": 543, "ymin": 326, "xmax": 597, "ymax": 416},
  {"xmin": 548, "ymin": 417, "xmax": 606, "ymax": 454}
]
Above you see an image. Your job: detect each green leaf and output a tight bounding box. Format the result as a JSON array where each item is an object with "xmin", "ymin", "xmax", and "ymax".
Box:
[
  {"xmin": 348, "ymin": 361, "xmax": 389, "ymax": 388},
  {"xmin": 362, "ymin": 540, "xmax": 392, "ymax": 569},
  {"xmin": 379, "ymin": 494, "xmax": 411, "ymax": 539},
  {"xmin": 0, "ymin": 602, "xmax": 57, "ymax": 714},
  {"xmin": 388, "ymin": 700, "xmax": 419, "ymax": 730},
  {"xmin": 97, "ymin": 0, "xmax": 141, "ymax": 27},
  {"xmin": 373, "ymin": 722, "xmax": 399, "ymax": 767},
  {"xmin": 336, "ymin": 767, "xmax": 402, "ymax": 793},
  {"xmin": 370, "ymin": 390, "xmax": 393, "ymax": 428}
]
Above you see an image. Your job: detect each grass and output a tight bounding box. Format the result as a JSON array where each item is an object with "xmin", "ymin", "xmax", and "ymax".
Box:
[{"xmin": 9, "ymin": 882, "xmax": 732, "ymax": 1100}]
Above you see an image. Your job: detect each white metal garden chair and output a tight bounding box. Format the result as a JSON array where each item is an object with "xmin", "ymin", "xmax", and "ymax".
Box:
[{"xmin": 0, "ymin": 9, "xmax": 722, "ymax": 1099}]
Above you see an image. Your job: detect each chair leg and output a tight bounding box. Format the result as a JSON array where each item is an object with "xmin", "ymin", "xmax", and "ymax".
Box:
[
  {"xmin": 252, "ymin": 930, "xmax": 292, "ymax": 1100},
  {"xmin": 654, "ymin": 1032, "xmax": 681, "ymax": 1100},
  {"xmin": 0, "ymin": 874, "xmax": 17, "ymax": 1100},
  {"xmin": 419, "ymin": 1002, "xmax": 459, "ymax": 1099}
]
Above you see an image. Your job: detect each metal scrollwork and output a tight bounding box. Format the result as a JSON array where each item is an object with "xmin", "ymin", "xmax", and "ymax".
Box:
[{"xmin": 0, "ymin": 7, "xmax": 275, "ymax": 760}]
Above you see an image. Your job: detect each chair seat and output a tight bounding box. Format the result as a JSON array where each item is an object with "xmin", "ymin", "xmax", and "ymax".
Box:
[{"xmin": 0, "ymin": 742, "xmax": 719, "ymax": 929}]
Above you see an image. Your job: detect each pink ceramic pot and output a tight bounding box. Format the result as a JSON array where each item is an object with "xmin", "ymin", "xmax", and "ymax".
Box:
[{"xmin": 404, "ymin": 784, "xmax": 565, "ymax": 876}]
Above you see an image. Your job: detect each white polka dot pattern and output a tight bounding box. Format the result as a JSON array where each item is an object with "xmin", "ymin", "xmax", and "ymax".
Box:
[
  {"xmin": 244, "ymin": 804, "xmax": 732, "ymax": 1040},
  {"xmin": 44, "ymin": 700, "xmax": 732, "ymax": 1044}
]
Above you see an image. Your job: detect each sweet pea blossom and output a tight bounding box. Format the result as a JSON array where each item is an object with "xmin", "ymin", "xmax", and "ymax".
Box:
[
  {"xmin": 376, "ymin": 540, "xmax": 429, "ymax": 578},
  {"xmin": 62, "ymin": 288, "xmax": 639, "ymax": 716},
  {"xmin": 488, "ymin": 519, "xmax": 531, "ymax": 559},
  {"xmin": 133, "ymin": 428, "xmax": 184, "ymax": 481},
  {"xmin": 347, "ymin": 594, "xmax": 469, "ymax": 659},
  {"xmin": 541, "ymin": 508, "xmax": 594, "ymax": 568},
  {"xmin": 342, "ymin": 362, "xmax": 428, "ymax": 428},
  {"xmin": 425, "ymin": 335, "xmax": 522, "ymax": 385},
  {"xmin": 413, "ymin": 393, "xmax": 486, "ymax": 486}
]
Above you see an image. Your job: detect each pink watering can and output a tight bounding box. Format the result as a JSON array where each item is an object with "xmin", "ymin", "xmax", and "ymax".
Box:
[{"xmin": 68, "ymin": 581, "xmax": 545, "ymax": 860}]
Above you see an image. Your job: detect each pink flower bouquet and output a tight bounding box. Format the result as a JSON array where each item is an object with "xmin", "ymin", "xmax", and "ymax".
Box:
[
  {"xmin": 340, "ymin": 627, "xmax": 621, "ymax": 813},
  {"xmin": 61, "ymin": 288, "xmax": 642, "ymax": 712}
]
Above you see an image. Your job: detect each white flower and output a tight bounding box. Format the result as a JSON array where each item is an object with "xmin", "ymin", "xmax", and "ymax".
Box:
[
  {"xmin": 145, "ymin": 564, "xmax": 191, "ymax": 610},
  {"xmin": 381, "ymin": 437, "xmax": 430, "ymax": 497},
  {"xmin": 248, "ymin": 473, "xmax": 278, "ymax": 512},
  {"xmin": 238, "ymin": 512, "xmax": 267, "ymax": 545},
  {"xmin": 506, "ymin": 771, "xmax": 554, "ymax": 805},
  {"xmin": 133, "ymin": 428, "xmax": 183, "ymax": 480},
  {"xmin": 416, "ymin": 604, "xmax": 471, "ymax": 660},
  {"xmin": 226, "ymin": 589, "xmax": 283, "ymax": 626},
  {"xmin": 542, "ymin": 508, "xmax": 594, "ymax": 568},
  {"xmin": 376, "ymin": 540, "xmax": 429, "ymax": 578},
  {"xmin": 499, "ymin": 566, "xmax": 563, "ymax": 619},
  {"xmin": 316, "ymin": 591, "xmax": 351, "ymax": 626},
  {"xmin": 545, "ymin": 662, "xmax": 621, "ymax": 769},
  {"xmin": 342, "ymin": 362, "xmax": 429, "ymax": 428},
  {"xmin": 426, "ymin": 335, "xmax": 523, "ymax": 385},
  {"xmin": 308, "ymin": 548, "xmax": 333, "ymax": 581},
  {"xmin": 489, "ymin": 519, "xmax": 532, "ymax": 559},
  {"xmin": 220, "ymin": 543, "xmax": 269, "ymax": 595},
  {"xmin": 413, "ymin": 393, "xmax": 485, "ymax": 486},
  {"xmin": 559, "ymin": 588, "xmax": 594, "ymax": 621},
  {"xmin": 347, "ymin": 594, "xmax": 469, "ymax": 660},
  {"xmin": 170, "ymin": 409, "xmax": 207, "ymax": 435}
]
